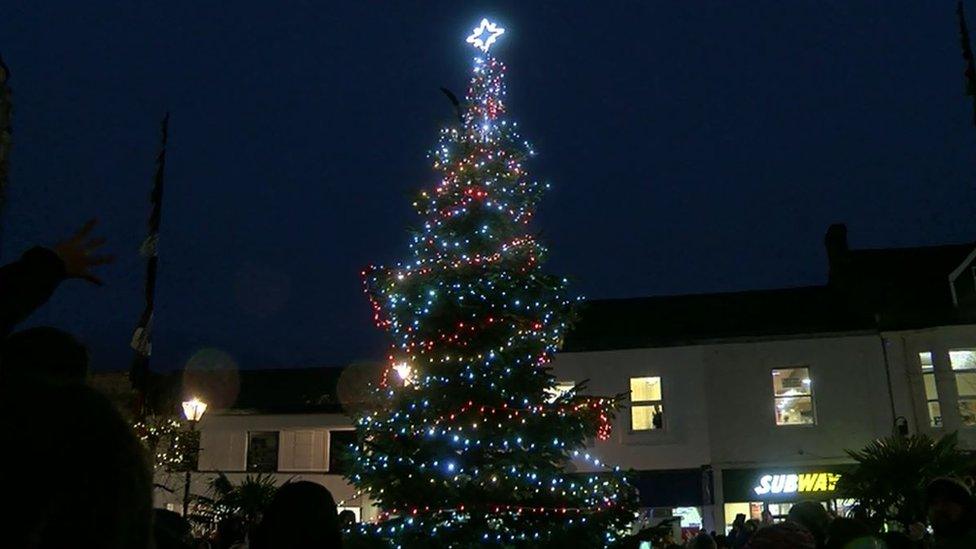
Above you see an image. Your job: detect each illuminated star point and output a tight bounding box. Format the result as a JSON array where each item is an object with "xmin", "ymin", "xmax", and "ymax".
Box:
[{"xmin": 466, "ymin": 18, "xmax": 505, "ymax": 53}]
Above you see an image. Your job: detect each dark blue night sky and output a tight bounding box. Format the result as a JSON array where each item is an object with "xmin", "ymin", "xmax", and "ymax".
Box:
[{"xmin": 3, "ymin": 2, "xmax": 975, "ymax": 371}]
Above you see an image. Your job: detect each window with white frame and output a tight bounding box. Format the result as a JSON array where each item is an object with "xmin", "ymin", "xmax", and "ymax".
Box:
[
  {"xmin": 949, "ymin": 349, "xmax": 976, "ymax": 427},
  {"xmin": 772, "ymin": 367, "xmax": 815, "ymax": 425},
  {"xmin": 546, "ymin": 381, "xmax": 576, "ymax": 403},
  {"xmin": 630, "ymin": 376, "xmax": 664, "ymax": 431},
  {"xmin": 918, "ymin": 352, "xmax": 942, "ymax": 427},
  {"xmin": 246, "ymin": 431, "xmax": 279, "ymax": 472}
]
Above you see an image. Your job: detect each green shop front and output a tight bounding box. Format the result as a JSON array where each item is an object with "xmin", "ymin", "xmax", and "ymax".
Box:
[{"xmin": 720, "ymin": 464, "xmax": 855, "ymax": 531}]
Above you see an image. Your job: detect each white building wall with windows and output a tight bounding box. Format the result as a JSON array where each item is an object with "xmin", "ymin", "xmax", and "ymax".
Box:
[
  {"xmin": 552, "ymin": 334, "xmax": 900, "ymax": 474},
  {"xmin": 551, "ymin": 326, "xmax": 976, "ymax": 533},
  {"xmin": 153, "ymin": 412, "xmax": 376, "ymax": 521},
  {"xmin": 147, "ymin": 326, "xmax": 976, "ymax": 531},
  {"xmin": 555, "ymin": 345, "xmax": 712, "ymax": 472},
  {"xmin": 699, "ymin": 334, "xmax": 901, "ymax": 531},
  {"xmin": 889, "ymin": 325, "xmax": 976, "ymax": 447},
  {"xmin": 700, "ymin": 334, "xmax": 896, "ymax": 466}
]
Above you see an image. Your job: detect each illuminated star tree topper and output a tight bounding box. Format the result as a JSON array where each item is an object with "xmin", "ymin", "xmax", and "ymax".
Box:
[{"xmin": 466, "ymin": 18, "xmax": 505, "ymax": 53}]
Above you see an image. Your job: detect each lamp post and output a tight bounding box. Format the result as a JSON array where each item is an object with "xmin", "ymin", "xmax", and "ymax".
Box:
[{"xmin": 181, "ymin": 397, "xmax": 207, "ymax": 517}]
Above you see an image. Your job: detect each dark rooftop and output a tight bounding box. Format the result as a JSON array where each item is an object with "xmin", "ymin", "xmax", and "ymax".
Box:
[
  {"xmin": 563, "ymin": 286, "xmax": 875, "ymax": 352},
  {"xmin": 832, "ymin": 242, "xmax": 976, "ymax": 327},
  {"xmin": 212, "ymin": 367, "xmax": 345, "ymax": 414},
  {"xmin": 96, "ymin": 366, "xmax": 350, "ymax": 415},
  {"xmin": 563, "ymin": 225, "xmax": 976, "ymax": 352}
]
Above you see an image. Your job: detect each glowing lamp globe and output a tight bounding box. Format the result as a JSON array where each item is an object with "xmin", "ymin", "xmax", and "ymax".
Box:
[
  {"xmin": 182, "ymin": 397, "xmax": 208, "ymax": 422},
  {"xmin": 393, "ymin": 362, "xmax": 413, "ymax": 385}
]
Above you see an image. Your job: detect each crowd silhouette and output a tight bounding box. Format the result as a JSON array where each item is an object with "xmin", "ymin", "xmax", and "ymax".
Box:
[{"xmin": 667, "ymin": 483, "xmax": 976, "ymax": 549}]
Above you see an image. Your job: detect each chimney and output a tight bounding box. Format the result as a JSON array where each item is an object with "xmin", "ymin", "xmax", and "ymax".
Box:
[{"xmin": 825, "ymin": 223, "xmax": 849, "ymax": 284}]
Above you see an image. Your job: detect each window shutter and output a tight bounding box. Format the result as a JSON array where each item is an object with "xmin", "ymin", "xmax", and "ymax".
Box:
[
  {"xmin": 294, "ymin": 430, "xmax": 313, "ymax": 470},
  {"xmin": 278, "ymin": 430, "xmax": 297, "ymax": 471},
  {"xmin": 279, "ymin": 430, "xmax": 327, "ymax": 471},
  {"xmin": 311, "ymin": 430, "xmax": 327, "ymax": 470},
  {"xmin": 199, "ymin": 431, "xmax": 247, "ymax": 471}
]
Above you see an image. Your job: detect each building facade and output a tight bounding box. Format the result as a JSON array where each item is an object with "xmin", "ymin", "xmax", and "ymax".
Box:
[
  {"xmin": 152, "ymin": 410, "xmax": 375, "ymax": 522},
  {"xmin": 552, "ymin": 224, "xmax": 976, "ymax": 533},
  {"xmin": 92, "ymin": 367, "xmax": 382, "ymax": 522}
]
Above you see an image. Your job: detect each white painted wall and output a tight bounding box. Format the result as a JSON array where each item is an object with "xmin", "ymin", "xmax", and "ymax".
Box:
[
  {"xmin": 552, "ymin": 334, "xmax": 899, "ymax": 474},
  {"xmin": 154, "ymin": 411, "xmax": 378, "ymax": 521},
  {"xmin": 552, "ymin": 325, "xmax": 976, "ymax": 531},
  {"xmin": 553, "ymin": 346, "xmax": 711, "ymax": 472},
  {"xmin": 887, "ymin": 325, "xmax": 976, "ymax": 449},
  {"xmin": 701, "ymin": 334, "xmax": 893, "ymax": 467}
]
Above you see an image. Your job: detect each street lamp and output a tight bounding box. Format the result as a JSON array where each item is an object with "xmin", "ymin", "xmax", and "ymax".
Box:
[
  {"xmin": 393, "ymin": 362, "xmax": 413, "ymax": 385},
  {"xmin": 181, "ymin": 397, "xmax": 207, "ymax": 516},
  {"xmin": 182, "ymin": 397, "xmax": 208, "ymax": 422}
]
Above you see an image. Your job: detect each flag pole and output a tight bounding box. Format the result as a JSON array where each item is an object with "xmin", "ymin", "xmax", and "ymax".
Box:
[
  {"xmin": 130, "ymin": 113, "xmax": 169, "ymax": 417},
  {"xmin": 0, "ymin": 54, "xmax": 13, "ymax": 260},
  {"xmin": 959, "ymin": 1, "xmax": 976, "ymax": 127}
]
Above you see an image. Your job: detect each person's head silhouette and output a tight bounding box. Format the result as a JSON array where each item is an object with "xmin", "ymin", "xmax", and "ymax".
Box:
[
  {"xmin": 254, "ymin": 481, "xmax": 341, "ymax": 548},
  {"xmin": 0, "ymin": 326, "xmax": 89, "ymax": 383},
  {"xmin": 0, "ymin": 381, "xmax": 153, "ymax": 548}
]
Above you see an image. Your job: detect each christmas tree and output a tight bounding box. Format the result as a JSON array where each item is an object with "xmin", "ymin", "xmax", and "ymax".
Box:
[{"xmin": 347, "ymin": 19, "xmax": 637, "ymax": 548}]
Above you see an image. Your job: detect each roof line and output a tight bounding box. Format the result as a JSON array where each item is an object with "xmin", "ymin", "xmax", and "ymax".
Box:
[
  {"xmin": 582, "ymin": 285, "xmax": 827, "ymax": 304},
  {"xmin": 850, "ymin": 241, "xmax": 976, "ymax": 254},
  {"xmin": 948, "ymin": 245, "xmax": 976, "ymax": 306},
  {"xmin": 563, "ymin": 328, "xmax": 883, "ymax": 353}
]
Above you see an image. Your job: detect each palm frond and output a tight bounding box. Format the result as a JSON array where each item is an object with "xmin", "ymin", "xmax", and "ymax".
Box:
[{"xmin": 837, "ymin": 433, "xmax": 976, "ymax": 530}]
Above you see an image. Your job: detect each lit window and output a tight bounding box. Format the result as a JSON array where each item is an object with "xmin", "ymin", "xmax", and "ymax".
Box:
[
  {"xmin": 546, "ymin": 381, "xmax": 576, "ymax": 403},
  {"xmin": 630, "ymin": 376, "xmax": 664, "ymax": 431},
  {"xmin": 772, "ymin": 368, "xmax": 815, "ymax": 425},
  {"xmin": 673, "ymin": 507, "xmax": 703, "ymax": 531},
  {"xmin": 919, "ymin": 352, "xmax": 942, "ymax": 427},
  {"xmin": 949, "ymin": 349, "xmax": 976, "ymax": 427}
]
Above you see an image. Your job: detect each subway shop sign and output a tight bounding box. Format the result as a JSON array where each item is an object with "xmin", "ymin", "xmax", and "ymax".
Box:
[
  {"xmin": 722, "ymin": 465, "xmax": 854, "ymax": 502},
  {"xmin": 753, "ymin": 472, "xmax": 840, "ymax": 495}
]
